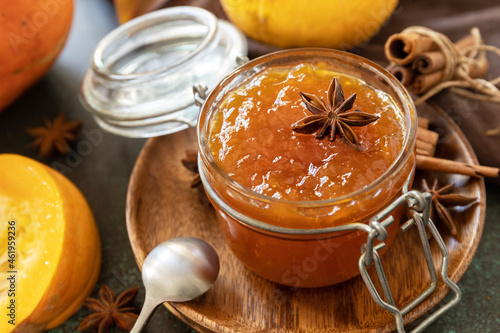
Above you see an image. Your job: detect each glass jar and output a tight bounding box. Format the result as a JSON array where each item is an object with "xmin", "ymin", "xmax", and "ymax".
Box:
[
  {"xmin": 80, "ymin": 6, "xmax": 247, "ymax": 137},
  {"xmin": 197, "ymin": 49, "xmax": 417, "ymax": 288}
]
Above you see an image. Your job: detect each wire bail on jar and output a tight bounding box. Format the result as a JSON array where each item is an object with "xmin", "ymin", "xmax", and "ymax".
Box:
[{"xmin": 358, "ymin": 190, "xmax": 461, "ymax": 333}]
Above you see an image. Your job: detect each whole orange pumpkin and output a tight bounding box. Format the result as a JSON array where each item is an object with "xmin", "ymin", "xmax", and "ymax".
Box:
[{"xmin": 0, "ymin": 0, "xmax": 73, "ymax": 111}]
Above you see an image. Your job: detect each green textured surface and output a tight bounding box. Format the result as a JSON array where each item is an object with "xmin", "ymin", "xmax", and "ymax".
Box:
[{"xmin": 0, "ymin": 0, "xmax": 499, "ymax": 332}]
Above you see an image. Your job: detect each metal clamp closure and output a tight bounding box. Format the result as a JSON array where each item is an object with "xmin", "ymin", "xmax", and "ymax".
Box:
[
  {"xmin": 358, "ymin": 190, "xmax": 462, "ymax": 333},
  {"xmin": 192, "ymin": 54, "xmax": 249, "ymax": 108},
  {"xmin": 193, "ymin": 83, "xmax": 209, "ymax": 107}
]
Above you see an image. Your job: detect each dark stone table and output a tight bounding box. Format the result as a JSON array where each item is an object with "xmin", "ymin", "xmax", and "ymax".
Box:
[{"xmin": 0, "ymin": 0, "xmax": 498, "ymax": 332}]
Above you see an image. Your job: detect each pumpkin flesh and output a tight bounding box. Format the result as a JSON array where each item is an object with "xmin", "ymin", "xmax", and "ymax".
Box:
[{"xmin": 0, "ymin": 154, "xmax": 101, "ymax": 332}]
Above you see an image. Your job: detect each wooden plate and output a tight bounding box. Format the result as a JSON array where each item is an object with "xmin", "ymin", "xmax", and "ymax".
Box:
[{"xmin": 126, "ymin": 103, "xmax": 485, "ymax": 332}]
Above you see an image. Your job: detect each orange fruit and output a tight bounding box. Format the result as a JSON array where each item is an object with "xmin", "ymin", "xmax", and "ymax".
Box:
[{"xmin": 220, "ymin": 0, "xmax": 398, "ymax": 48}]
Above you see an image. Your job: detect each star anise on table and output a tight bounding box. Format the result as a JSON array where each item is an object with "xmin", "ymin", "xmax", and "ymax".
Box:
[
  {"xmin": 78, "ymin": 285, "xmax": 139, "ymax": 333},
  {"xmin": 182, "ymin": 150, "xmax": 202, "ymax": 188},
  {"xmin": 26, "ymin": 113, "xmax": 82, "ymax": 157},
  {"xmin": 422, "ymin": 179, "xmax": 477, "ymax": 241},
  {"xmin": 291, "ymin": 77, "xmax": 379, "ymax": 147},
  {"xmin": 182, "ymin": 150, "xmax": 213, "ymax": 207}
]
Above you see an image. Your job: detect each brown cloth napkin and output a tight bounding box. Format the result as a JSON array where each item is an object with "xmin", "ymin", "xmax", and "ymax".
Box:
[{"xmin": 147, "ymin": 0, "xmax": 500, "ymax": 182}]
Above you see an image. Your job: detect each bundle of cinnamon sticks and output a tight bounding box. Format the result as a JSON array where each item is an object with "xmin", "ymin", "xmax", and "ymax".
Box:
[
  {"xmin": 385, "ymin": 29, "xmax": 488, "ymax": 95},
  {"xmin": 416, "ymin": 117, "xmax": 499, "ymax": 178}
]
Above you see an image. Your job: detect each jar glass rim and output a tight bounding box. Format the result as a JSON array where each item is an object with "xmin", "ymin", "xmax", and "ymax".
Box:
[
  {"xmin": 198, "ymin": 48, "xmax": 417, "ymax": 207},
  {"xmin": 91, "ymin": 6, "xmax": 218, "ymax": 81}
]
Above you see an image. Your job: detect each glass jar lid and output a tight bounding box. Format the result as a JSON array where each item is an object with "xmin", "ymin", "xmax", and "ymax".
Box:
[{"xmin": 80, "ymin": 6, "xmax": 247, "ymax": 137}]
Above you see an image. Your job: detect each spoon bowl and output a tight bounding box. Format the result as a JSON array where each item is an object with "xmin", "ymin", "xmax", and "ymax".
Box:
[{"xmin": 131, "ymin": 237, "xmax": 220, "ymax": 332}]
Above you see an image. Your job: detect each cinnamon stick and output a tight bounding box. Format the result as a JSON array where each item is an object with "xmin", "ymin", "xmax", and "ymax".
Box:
[
  {"xmin": 412, "ymin": 51, "xmax": 446, "ymax": 74},
  {"xmin": 418, "ymin": 117, "xmax": 430, "ymax": 129},
  {"xmin": 410, "ymin": 71, "xmax": 445, "ymax": 95},
  {"xmin": 411, "ymin": 34, "xmax": 477, "ymax": 75},
  {"xmin": 416, "ymin": 155, "xmax": 499, "ymax": 178},
  {"xmin": 387, "ymin": 64, "xmax": 416, "ymax": 86},
  {"xmin": 416, "ymin": 126, "xmax": 439, "ymax": 157},
  {"xmin": 410, "ymin": 57, "xmax": 486, "ymax": 95},
  {"xmin": 385, "ymin": 32, "xmax": 436, "ymax": 65},
  {"xmin": 416, "ymin": 140, "xmax": 434, "ymax": 156},
  {"xmin": 416, "ymin": 117, "xmax": 435, "ymax": 156},
  {"xmin": 467, "ymin": 55, "xmax": 489, "ymax": 78},
  {"xmin": 456, "ymin": 34, "xmax": 489, "ymax": 78},
  {"xmin": 417, "ymin": 127, "xmax": 439, "ymax": 146},
  {"xmin": 454, "ymin": 34, "xmax": 477, "ymax": 51}
]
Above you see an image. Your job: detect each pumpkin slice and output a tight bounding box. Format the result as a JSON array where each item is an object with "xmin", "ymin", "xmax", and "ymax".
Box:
[{"xmin": 0, "ymin": 154, "xmax": 101, "ymax": 332}]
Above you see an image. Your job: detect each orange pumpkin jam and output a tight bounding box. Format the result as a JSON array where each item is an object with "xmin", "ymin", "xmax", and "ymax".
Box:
[
  {"xmin": 200, "ymin": 52, "xmax": 416, "ymax": 287},
  {"xmin": 208, "ymin": 62, "xmax": 405, "ymax": 202}
]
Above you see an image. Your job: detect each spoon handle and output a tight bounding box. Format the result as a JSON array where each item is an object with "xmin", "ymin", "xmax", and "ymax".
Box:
[{"xmin": 130, "ymin": 295, "xmax": 159, "ymax": 333}]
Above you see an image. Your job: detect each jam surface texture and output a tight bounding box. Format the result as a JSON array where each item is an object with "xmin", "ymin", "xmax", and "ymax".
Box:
[{"xmin": 209, "ymin": 62, "xmax": 405, "ymax": 201}]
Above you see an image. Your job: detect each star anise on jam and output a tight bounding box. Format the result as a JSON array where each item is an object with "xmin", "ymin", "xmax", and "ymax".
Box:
[
  {"xmin": 422, "ymin": 179, "xmax": 477, "ymax": 241},
  {"xmin": 292, "ymin": 77, "xmax": 379, "ymax": 147},
  {"xmin": 78, "ymin": 285, "xmax": 139, "ymax": 333},
  {"xmin": 26, "ymin": 113, "xmax": 82, "ymax": 157},
  {"xmin": 182, "ymin": 150, "xmax": 202, "ymax": 188}
]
